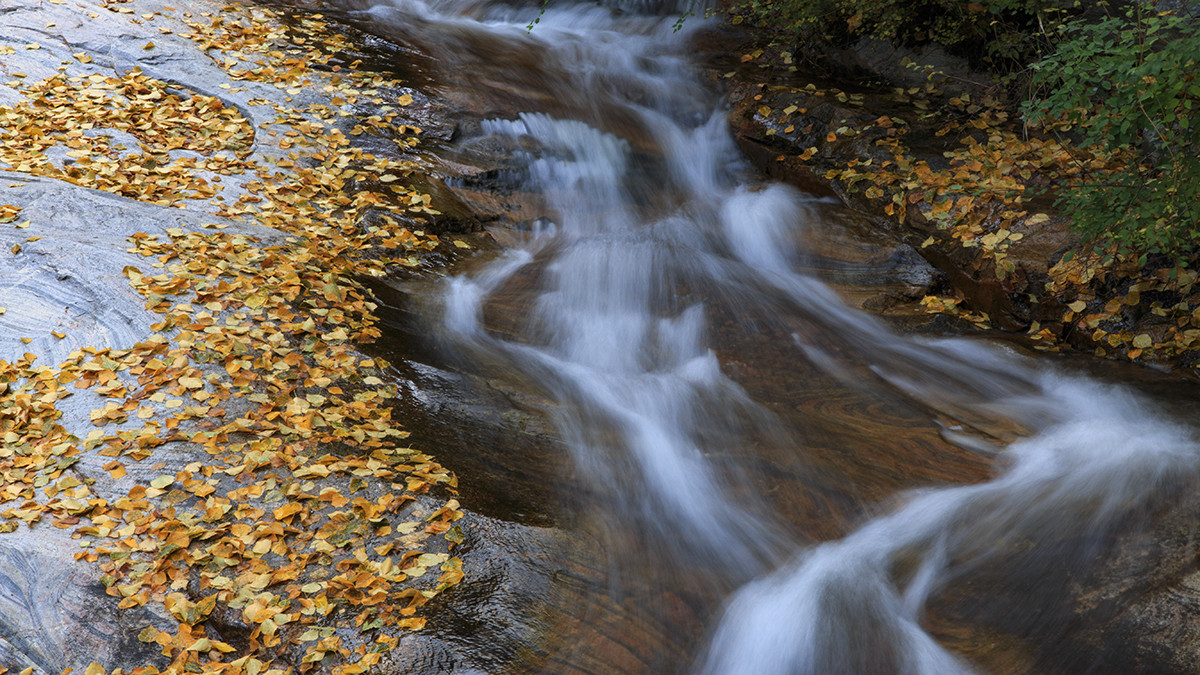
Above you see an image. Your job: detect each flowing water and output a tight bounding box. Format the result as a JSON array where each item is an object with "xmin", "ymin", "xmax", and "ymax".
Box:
[{"xmin": 327, "ymin": 0, "xmax": 1200, "ymax": 671}]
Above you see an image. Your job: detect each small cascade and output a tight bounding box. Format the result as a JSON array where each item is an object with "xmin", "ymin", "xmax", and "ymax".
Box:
[{"xmin": 332, "ymin": 0, "xmax": 1200, "ymax": 670}]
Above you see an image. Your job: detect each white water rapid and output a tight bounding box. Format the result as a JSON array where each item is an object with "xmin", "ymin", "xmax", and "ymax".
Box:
[{"xmin": 339, "ymin": 0, "xmax": 1200, "ymax": 671}]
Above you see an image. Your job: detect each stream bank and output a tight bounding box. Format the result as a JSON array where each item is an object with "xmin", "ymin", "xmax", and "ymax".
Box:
[{"xmin": 715, "ymin": 33, "xmax": 1200, "ymax": 377}]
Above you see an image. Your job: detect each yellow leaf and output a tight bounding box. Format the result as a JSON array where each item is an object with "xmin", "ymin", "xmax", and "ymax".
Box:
[
  {"xmin": 143, "ymin": 42, "xmax": 155, "ymax": 50},
  {"xmin": 85, "ymin": 664, "xmax": 106, "ymax": 675},
  {"xmin": 15, "ymin": 220, "xmax": 30, "ymax": 229},
  {"xmin": 188, "ymin": 637, "xmax": 212, "ymax": 652},
  {"xmin": 273, "ymin": 502, "xmax": 302, "ymax": 520},
  {"xmin": 1132, "ymin": 334, "xmax": 1153, "ymax": 349},
  {"xmin": 397, "ymin": 94, "xmax": 413, "ymax": 106},
  {"xmin": 1067, "ymin": 300, "xmax": 1087, "ymax": 313}
]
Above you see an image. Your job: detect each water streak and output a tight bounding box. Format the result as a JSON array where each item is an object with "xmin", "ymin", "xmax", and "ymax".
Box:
[{"xmin": 340, "ymin": 0, "xmax": 1200, "ymax": 670}]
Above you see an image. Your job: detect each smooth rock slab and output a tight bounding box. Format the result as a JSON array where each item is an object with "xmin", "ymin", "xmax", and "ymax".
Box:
[
  {"xmin": 0, "ymin": 171, "xmax": 282, "ymax": 367},
  {"xmin": 0, "ymin": 528, "xmax": 167, "ymax": 673}
]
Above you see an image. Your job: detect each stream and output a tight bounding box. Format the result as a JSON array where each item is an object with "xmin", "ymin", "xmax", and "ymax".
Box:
[{"xmin": 324, "ymin": 0, "xmax": 1200, "ymax": 672}]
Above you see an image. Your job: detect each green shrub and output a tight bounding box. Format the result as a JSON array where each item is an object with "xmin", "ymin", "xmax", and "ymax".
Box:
[{"xmin": 1023, "ymin": 6, "xmax": 1200, "ymax": 262}]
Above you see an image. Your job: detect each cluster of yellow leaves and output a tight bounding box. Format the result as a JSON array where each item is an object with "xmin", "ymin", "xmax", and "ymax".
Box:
[
  {"xmin": 1046, "ymin": 253, "xmax": 1200, "ymax": 361},
  {"xmin": 917, "ymin": 294, "xmax": 993, "ymax": 330},
  {"xmin": 814, "ymin": 99, "xmax": 1093, "ymax": 282},
  {"xmin": 182, "ymin": 9, "xmax": 423, "ymax": 147},
  {"xmin": 0, "ymin": 69, "xmax": 253, "ymax": 205},
  {"xmin": 746, "ymin": 80, "xmax": 866, "ymax": 146},
  {"xmin": 728, "ymin": 47, "xmax": 800, "ymax": 73},
  {"xmin": 0, "ymin": 2, "xmax": 466, "ymax": 674},
  {"xmin": 838, "ymin": 93, "xmax": 1200, "ymax": 362},
  {"xmin": 760, "ymin": 76, "xmax": 1196, "ymax": 362}
]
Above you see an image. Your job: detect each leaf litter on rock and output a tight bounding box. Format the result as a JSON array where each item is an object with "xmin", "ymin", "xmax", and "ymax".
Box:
[{"xmin": 0, "ymin": 1, "xmax": 466, "ymax": 673}]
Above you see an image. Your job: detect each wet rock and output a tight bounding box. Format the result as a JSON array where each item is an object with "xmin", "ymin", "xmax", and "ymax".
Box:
[
  {"xmin": 722, "ymin": 64, "xmax": 1074, "ymax": 331},
  {"xmin": 386, "ymin": 358, "xmax": 572, "ymax": 529},
  {"xmin": 1065, "ymin": 483, "xmax": 1200, "ymax": 674},
  {"xmin": 797, "ymin": 205, "xmax": 943, "ymax": 315},
  {"xmin": 0, "ymin": 528, "xmax": 168, "ymax": 673},
  {"xmin": 725, "ymin": 84, "xmax": 951, "ymax": 318},
  {"xmin": 0, "ymin": 173, "xmax": 284, "ymax": 365},
  {"xmin": 926, "ymin": 475, "xmax": 1200, "ymax": 675},
  {"xmin": 389, "ymin": 513, "xmax": 565, "ymax": 673},
  {"xmin": 831, "ymin": 38, "xmax": 998, "ymax": 102},
  {"xmin": 403, "ymin": 174, "xmax": 485, "ymax": 234}
]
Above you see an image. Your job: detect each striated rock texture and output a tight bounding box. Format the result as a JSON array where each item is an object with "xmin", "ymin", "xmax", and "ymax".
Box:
[{"xmin": 0, "ymin": 0, "xmax": 559, "ymax": 673}]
